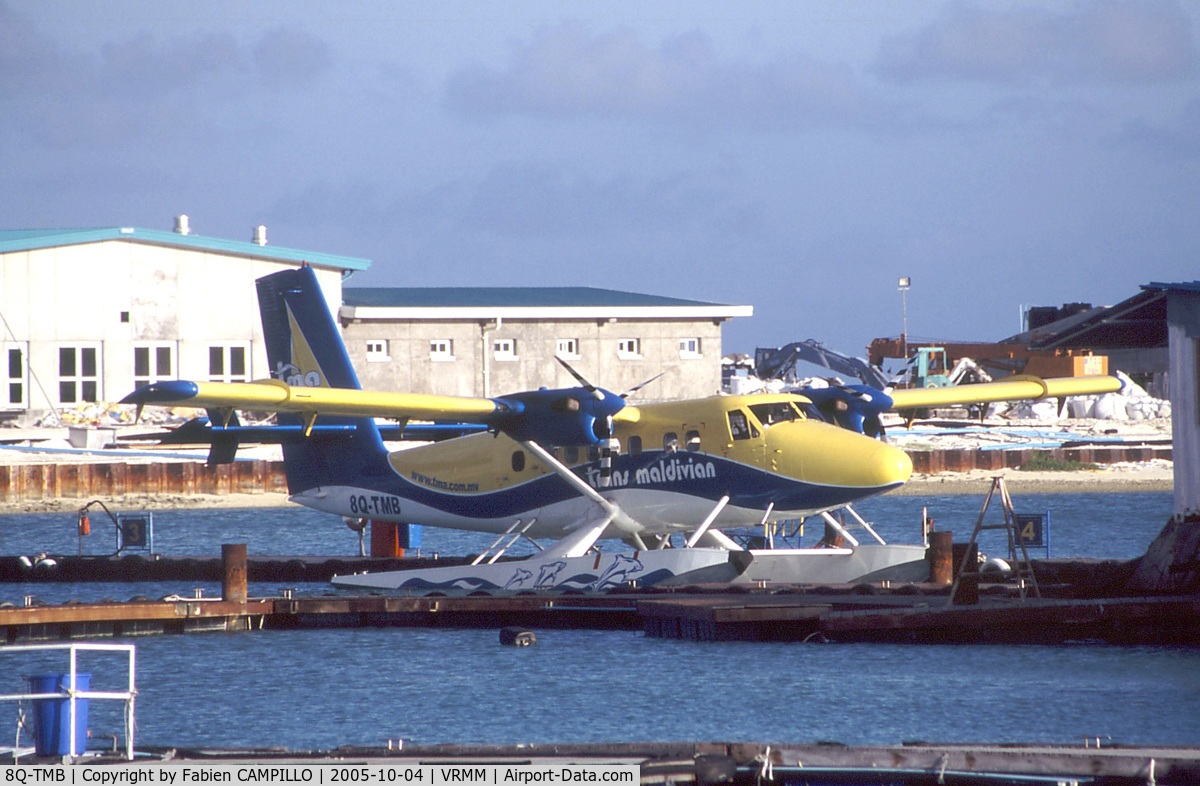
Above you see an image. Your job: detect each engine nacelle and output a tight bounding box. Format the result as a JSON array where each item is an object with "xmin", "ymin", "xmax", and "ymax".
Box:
[
  {"xmin": 799, "ymin": 385, "xmax": 894, "ymax": 438},
  {"xmin": 490, "ymin": 387, "xmax": 625, "ymax": 446}
]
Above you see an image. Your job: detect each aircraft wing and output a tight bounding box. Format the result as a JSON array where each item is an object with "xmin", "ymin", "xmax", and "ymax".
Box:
[
  {"xmin": 887, "ymin": 375, "xmax": 1123, "ymax": 410},
  {"xmin": 122, "ymin": 379, "xmax": 501, "ymax": 421}
]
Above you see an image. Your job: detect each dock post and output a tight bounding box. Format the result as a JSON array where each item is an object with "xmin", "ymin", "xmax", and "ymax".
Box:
[
  {"xmin": 951, "ymin": 542, "xmax": 979, "ymax": 604},
  {"xmin": 927, "ymin": 531, "xmax": 953, "ymax": 584},
  {"xmin": 222, "ymin": 543, "xmax": 248, "ymax": 604}
]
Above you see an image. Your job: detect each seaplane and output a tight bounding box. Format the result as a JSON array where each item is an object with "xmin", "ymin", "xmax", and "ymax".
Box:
[{"xmin": 123, "ymin": 265, "xmax": 1123, "ymax": 593}]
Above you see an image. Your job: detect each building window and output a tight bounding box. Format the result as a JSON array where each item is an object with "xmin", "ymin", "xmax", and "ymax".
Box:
[
  {"xmin": 133, "ymin": 342, "xmax": 176, "ymax": 388},
  {"xmin": 58, "ymin": 343, "xmax": 101, "ymax": 404},
  {"xmin": 366, "ymin": 339, "xmax": 390, "ymax": 362},
  {"xmin": 430, "ymin": 339, "xmax": 455, "ymax": 361},
  {"xmin": 209, "ymin": 343, "xmax": 249, "ymax": 383},
  {"xmin": 493, "ymin": 338, "xmax": 517, "ymax": 360},
  {"xmin": 617, "ymin": 338, "xmax": 641, "ymax": 359},
  {"xmin": 3, "ymin": 343, "xmax": 28, "ymax": 409},
  {"xmin": 556, "ymin": 338, "xmax": 580, "ymax": 359},
  {"xmin": 679, "ymin": 338, "xmax": 702, "ymax": 359}
]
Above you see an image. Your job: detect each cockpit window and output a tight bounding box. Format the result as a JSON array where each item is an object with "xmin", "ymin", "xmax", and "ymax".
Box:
[
  {"xmin": 749, "ymin": 402, "xmax": 801, "ymax": 427},
  {"xmin": 728, "ymin": 410, "xmax": 759, "ymax": 440},
  {"xmin": 798, "ymin": 402, "xmax": 824, "ymax": 422}
]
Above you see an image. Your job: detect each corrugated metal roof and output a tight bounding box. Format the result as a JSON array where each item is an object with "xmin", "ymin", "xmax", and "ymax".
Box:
[
  {"xmin": 1031, "ymin": 288, "xmax": 1168, "ymax": 350},
  {"xmin": 343, "ymin": 286, "xmax": 732, "ymax": 309},
  {"xmin": 1144, "ymin": 280, "xmax": 1200, "ymax": 294},
  {"xmin": 0, "ymin": 227, "xmax": 371, "ymax": 272}
]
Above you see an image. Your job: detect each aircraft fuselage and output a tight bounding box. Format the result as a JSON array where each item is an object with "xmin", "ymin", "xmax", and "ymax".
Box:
[{"xmin": 289, "ymin": 392, "xmax": 913, "ymax": 540}]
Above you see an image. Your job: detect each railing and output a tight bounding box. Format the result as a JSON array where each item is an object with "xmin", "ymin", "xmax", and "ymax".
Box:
[{"xmin": 0, "ymin": 642, "xmax": 136, "ymax": 762}]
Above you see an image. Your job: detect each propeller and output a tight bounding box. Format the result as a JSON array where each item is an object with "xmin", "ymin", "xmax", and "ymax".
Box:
[
  {"xmin": 555, "ymin": 356, "xmax": 663, "ymax": 401},
  {"xmin": 555, "ymin": 356, "xmax": 604, "ymax": 400},
  {"xmin": 621, "ymin": 372, "xmax": 665, "ymax": 400}
]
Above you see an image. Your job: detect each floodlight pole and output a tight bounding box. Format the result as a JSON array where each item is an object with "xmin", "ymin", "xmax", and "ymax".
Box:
[{"xmin": 898, "ymin": 276, "xmax": 911, "ymax": 359}]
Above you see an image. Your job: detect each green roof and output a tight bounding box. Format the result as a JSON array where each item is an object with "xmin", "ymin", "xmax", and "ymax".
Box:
[
  {"xmin": 344, "ymin": 286, "xmax": 730, "ymax": 308},
  {"xmin": 0, "ymin": 227, "xmax": 371, "ymax": 272}
]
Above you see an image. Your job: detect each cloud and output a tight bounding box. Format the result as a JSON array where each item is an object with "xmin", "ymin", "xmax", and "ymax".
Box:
[
  {"xmin": 445, "ymin": 23, "xmax": 883, "ymax": 129},
  {"xmin": 1119, "ymin": 98, "xmax": 1200, "ymax": 157},
  {"xmin": 0, "ymin": 3, "xmax": 332, "ymax": 149},
  {"xmin": 875, "ymin": 0, "xmax": 1197, "ymax": 84},
  {"xmin": 254, "ymin": 27, "xmax": 333, "ymax": 87},
  {"xmin": 99, "ymin": 32, "xmax": 244, "ymax": 97},
  {"xmin": 267, "ymin": 162, "xmax": 762, "ymax": 243}
]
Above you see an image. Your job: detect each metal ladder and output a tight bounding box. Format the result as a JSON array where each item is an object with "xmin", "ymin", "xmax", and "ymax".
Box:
[{"xmin": 949, "ymin": 476, "xmax": 1041, "ymax": 602}]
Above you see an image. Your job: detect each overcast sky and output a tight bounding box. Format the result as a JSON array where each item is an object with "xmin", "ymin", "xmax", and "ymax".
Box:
[{"xmin": 4, "ymin": 1, "xmax": 1198, "ymax": 361}]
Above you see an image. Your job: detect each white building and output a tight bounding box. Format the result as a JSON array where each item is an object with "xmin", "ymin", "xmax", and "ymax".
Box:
[{"xmin": 0, "ymin": 220, "xmax": 368, "ymax": 422}]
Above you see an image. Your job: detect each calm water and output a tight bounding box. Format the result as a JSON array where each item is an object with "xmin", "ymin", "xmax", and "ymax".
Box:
[{"xmin": 2, "ymin": 492, "xmax": 1198, "ymax": 752}]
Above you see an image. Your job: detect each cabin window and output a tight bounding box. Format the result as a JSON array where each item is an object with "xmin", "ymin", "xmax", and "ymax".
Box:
[
  {"xmin": 556, "ymin": 338, "xmax": 580, "ymax": 359},
  {"xmin": 430, "ymin": 339, "xmax": 455, "ymax": 361},
  {"xmin": 628, "ymin": 435, "xmax": 642, "ymax": 456},
  {"xmin": 209, "ymin": 343, "xmax": 249, "ymax": 383},
  {"xmin": 133, "ymin": 342, "xmax": 176, "ymax": 388},
  {"xmin": 588, "ymin": 445, "xmax": 600, "ymax": 462},
  {"xmin": 365, "ymin": 339, "xmax": 390, "ymax": 362},
  {"xmin": 565, "ymin": 446, "xmax": 580, "ymax": 464},
  {"xmin": 493, "ymin": 338, "xmax": 517, "ymax": 360},
  {"xmin": 728, "ymin": 410, "xmax": 758, "ymax": 441},
  {"xmin": 679, "ymin": 338, "xmax": 702, "ymax": 359},
  {"xmin": 749, "ymin": 402, "xmax": 800, "ymax": 427},
  {"xmin": 663, "ymin": 432, "xmax": 678, "ymax": 453},
  {"xmin": 685, "ymin": 430, "xmax": 701, "ymax": 451},
  {"xmin": 617, "ymin": 338, "xmax": 641, "ymax": 359},
  {"xmin": 511, "ymin": 450, "xmax": 525, "ymax": 472},
  {"xmin": 58, "ymin": 344, "xmax": 101, "ymax": 404}
]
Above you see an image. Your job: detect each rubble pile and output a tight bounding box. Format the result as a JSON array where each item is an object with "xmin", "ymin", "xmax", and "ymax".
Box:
[{"xmin": 26, "ymin": 403, "xmax": 197, "ymax": 428}]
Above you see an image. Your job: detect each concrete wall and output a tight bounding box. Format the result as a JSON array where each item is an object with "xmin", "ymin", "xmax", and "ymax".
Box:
[
  {"xmin": 1167, "ymin": 291, "xmax": 1200, "ymax": 518},
  {"xmin": 342, "ymin": 317, "xmax": 725, "ymax": 400},
  {"xmin": 1, "ymin": 240, "xmax": 344, "ymax": 414}
]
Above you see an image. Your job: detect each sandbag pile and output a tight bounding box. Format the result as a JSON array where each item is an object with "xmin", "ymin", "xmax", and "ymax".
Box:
[{"xmin": 989, "ymin": 371, "xmax": 1170, "ymax": 422}]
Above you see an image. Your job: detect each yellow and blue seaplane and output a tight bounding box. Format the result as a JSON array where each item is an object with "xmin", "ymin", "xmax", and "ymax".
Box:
[{"xmin": 123, "ymin": 266, "xmax": 1122, "ymax": 592}]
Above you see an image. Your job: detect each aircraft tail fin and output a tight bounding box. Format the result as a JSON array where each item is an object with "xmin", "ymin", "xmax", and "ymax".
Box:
[
  {"xmin": 256, "ymin": 265, "xmax": 361, "ymax": 391},
  {"xmin": 256, "ymin": 265, "xmax": 391, "ymax": 494}
]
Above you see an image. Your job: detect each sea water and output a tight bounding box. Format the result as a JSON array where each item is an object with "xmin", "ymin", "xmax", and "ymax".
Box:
[{"xmin": 1, "ymin": 492, "xmax": 1197, "ymax": 751}]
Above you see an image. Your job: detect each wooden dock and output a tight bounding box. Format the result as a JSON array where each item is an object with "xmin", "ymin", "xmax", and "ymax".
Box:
[
  {"xmin": 0, "ymin": 553, "xmax": 481, "ymax": 583},
  {"xmin": 4, "ymin": 584, "xmax": 1198, "ymax": 646},
  {"xmin": 7, "ymin": 737, "xmax": 1200, "ymax": 783}
]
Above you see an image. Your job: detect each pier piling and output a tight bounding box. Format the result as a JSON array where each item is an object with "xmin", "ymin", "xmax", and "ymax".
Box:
[
  {"xmin": 222, "ymin": 544, "xmax": 248, "ymax": 604},
  {"xmin": 927, "ymin": 531, "xmax": 953, "ymax": 585}
]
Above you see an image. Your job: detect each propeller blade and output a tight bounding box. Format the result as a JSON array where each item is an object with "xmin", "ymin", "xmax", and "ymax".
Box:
[
  {"xmin": 555, "ymin": 357, "xmax": 603, "ymax": 399},
  {"xmin": 621, "ymin": 372, "xmax": 665, "ymax": 399}
]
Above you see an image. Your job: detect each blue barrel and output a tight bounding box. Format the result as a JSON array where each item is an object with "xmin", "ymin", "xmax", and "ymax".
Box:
[
  {"xmin": 398, "ymin": 523, "xmax": 422, "ymax": 550},
  {"xmin": 28, "ymin": 673, "xmax": 89, "ymax": 756}
]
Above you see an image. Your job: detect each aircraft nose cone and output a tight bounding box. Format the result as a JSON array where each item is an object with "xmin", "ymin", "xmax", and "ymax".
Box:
[
  {"xmin": 770, "ymin": 420, "xmax": 913, "ymax": 491},
  {"xmin": 863, "ymin": 441, "xmax": 912, "ymax": 488}
]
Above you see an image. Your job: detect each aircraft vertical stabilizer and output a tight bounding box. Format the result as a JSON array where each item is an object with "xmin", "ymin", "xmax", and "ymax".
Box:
[{"xmin": 255, "ymin": 265, "xmax": 392, "ymax": 495}]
